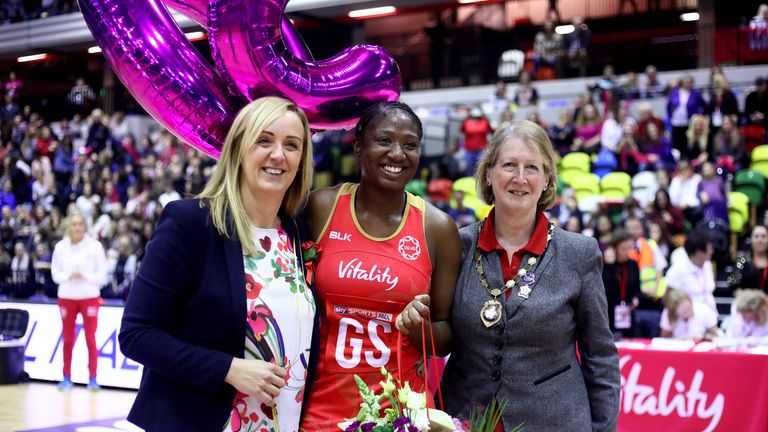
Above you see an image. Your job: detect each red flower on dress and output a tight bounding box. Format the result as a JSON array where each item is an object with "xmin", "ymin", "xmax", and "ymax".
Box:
[
  {"xmin": 247, "ymin": 303, "xmax": 273, "ymax": 340},
  {"xmin": 301, "ymin": 241, "xmax": 322, "ymax": 285},
  {"xmin": 259, "ymin": 235, "xmax": 272, "ymax": 252},
  {"xmin": 245, "ymin": 273, "xmax": 263, "ymax": 299}
]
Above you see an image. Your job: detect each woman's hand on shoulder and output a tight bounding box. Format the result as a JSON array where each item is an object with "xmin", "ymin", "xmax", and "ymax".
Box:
[
  {"xmin": 396, "ymin": 294, "xmax": 431, "ymax": 336},
  {"xmin": 225, "ymin": 358, "xmax": 287, "ymax": 407}
]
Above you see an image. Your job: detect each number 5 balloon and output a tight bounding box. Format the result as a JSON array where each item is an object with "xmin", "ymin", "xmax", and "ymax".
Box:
[{"xmin": 78, "ymin": 0, "xmax": 402, "ymax": 158}]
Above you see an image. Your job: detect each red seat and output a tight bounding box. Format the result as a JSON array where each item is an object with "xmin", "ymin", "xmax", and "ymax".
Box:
[{"xmin": 742, "ymin": 124, "xmax": 766, "ymax": 154}]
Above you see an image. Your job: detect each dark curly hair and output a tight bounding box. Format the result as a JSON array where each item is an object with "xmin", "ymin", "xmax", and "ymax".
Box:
[{"xmin": 353, "ymin": 101, "xmax": 423, "ymax": 140}]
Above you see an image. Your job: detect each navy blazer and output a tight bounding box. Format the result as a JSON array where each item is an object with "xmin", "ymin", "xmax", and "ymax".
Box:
[{"xmin": 119, "ymin": 198, "xmax": 320, "ymax": 430}]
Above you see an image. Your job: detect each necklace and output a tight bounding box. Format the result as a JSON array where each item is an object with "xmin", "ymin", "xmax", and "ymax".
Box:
[{"xmin": 474, "ymin": 220, "xmax": 554, "ymax": 328}]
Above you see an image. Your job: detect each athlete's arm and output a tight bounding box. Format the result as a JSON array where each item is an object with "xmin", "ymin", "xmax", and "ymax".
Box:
[{"xmin": 397, "ymin": 203, "xmax": 460, "ymax": 357}]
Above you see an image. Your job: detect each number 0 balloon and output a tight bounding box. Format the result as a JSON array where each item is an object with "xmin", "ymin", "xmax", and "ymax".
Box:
[{"xmin": 78, "ymin": 0, "xmax": 402, "ymax": 158}]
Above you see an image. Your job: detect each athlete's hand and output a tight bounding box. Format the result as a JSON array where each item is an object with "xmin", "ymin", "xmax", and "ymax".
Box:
[
  {"xmin": 225, "ymin": 358, "xmax": 287, "ymax": 406},
  {"xmin": 396, "ymin": 294, "xmax": 430, "ymax": 336}
]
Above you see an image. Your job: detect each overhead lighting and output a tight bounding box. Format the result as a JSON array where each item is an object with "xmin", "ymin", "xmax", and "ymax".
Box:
[
  {"xmin": 555, "ymin": 24, "xmax": 575, "ymax": 35},
  {"xmin": 680, "ymin": 12, "xmax": 699, "ymax": 22},
  {"xmin": 18, "ymin": 53, "xmax": 48, "ymax": 63},
  {"xmin": 458, "ymin": 0, "xmax": 487, "ymax": 3},
  {"xmin": 185, "ymin": 31, "xmax": 206, "ymax": 42},
  {"xmin": 348, "ymin": 6, "xmax": 396, "ymax": 18},
  {"xmin": 87, "ymin": 46, "xmax": 102, "ymax": 54}
]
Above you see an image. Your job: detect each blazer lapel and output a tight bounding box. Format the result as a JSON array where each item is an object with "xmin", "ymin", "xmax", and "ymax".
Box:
[{"xmin": 504, "ymin": 232, "xmax": 556, "ymax": 320}]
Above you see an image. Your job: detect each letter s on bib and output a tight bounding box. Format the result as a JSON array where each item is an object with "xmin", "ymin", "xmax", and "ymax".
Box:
[{"xmin": 365, "ymin": 320, "xmax": 392, "ymax": 367}]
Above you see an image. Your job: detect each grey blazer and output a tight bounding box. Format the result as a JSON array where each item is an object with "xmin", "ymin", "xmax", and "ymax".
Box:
[{"xmin": 442, "ymin": 222, "xmax": 620, "ymax": 432}]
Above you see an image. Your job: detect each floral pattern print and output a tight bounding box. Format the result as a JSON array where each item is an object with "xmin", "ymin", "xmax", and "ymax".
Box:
[{"xmin": 223, "ymin": 225, "xmax": 316, "ymax": 432}]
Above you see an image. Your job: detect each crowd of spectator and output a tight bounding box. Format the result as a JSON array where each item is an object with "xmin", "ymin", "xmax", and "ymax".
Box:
[
  {"xmin": 439, "ymin": 63, "xmax": 768, "ymax": 339},
  {"xmin": 0, "ymin": 74, "xmax": 216, "ymax": 302}
]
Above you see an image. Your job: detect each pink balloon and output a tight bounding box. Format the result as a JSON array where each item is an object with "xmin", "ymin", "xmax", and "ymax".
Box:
[
  {"xmin": 78, "ymin": 0, "xmax": 242, "ymax": 158},
  {"xmin": 164, "ymin": 0, "xmax": 314, "ymax": 62},
  {"xmin": 78, "ymin": 0, "xmax": 402, "ymax": 157},
  {"xmin": 209, "ymin": 0, "xmax": 401, "ymax": 129}
]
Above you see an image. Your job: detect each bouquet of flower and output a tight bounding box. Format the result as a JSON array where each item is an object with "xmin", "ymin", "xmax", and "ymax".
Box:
[{"xmin": 338, "ymin": 367, "xmax": 519, "ymax": 432}]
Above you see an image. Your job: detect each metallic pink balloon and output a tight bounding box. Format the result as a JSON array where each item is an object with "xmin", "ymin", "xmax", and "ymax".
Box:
[
  {"xmin": 164, "ymin": 0, "xmax": 314, "ymax": 62},
  {"xmin": 78, "ymin": 0, "xmax": 242, "ymax": 158},
  {"xmin": 208, "ymin": 0, "xmax": 401, "ymax": 129}
]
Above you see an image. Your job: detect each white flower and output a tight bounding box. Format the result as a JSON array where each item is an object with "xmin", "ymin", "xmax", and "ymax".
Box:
[{"xmin": 411, "ymin": 409, "xmax": 457, "ymax": 432}]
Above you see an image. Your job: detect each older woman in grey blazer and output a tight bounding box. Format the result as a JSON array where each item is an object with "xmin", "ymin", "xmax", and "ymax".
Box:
[{"xmin": 442, "ymin": 120, "xmax": 620, "ymax": 431}]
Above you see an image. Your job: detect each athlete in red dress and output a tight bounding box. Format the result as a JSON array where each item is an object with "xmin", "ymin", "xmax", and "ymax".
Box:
[{"xmin": 300, "ymin": 102, "xmax": 460, "ymax": 431}]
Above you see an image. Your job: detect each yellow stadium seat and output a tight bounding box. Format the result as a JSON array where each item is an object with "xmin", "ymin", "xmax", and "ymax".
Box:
[
  {"xmin": 559, "ymin": 152, "xmax": 591, "ymax": 174},
  {"xmin": 751, "ymin": 144, "xmax": 768, "ymax": 164},
  {"xmin": 600, "ymin": 172, "xmax": 632, "ymax": 200},
  {"xmin": 568, "ymin": 172, "xmax": 601, "ymax": 201}
]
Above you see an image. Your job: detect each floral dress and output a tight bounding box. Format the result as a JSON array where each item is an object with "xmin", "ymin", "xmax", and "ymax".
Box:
[{"xmin": 224, "ymin": 225, "xmax": 316, "ymax": 432}]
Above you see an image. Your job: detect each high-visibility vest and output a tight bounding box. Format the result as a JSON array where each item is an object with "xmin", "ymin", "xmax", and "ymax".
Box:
[{"xmin": 629, "ymin": 238, "xmax": 665, "ymax": 297}]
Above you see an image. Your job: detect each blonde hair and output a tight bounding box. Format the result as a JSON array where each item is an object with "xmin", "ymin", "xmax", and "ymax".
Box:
[
  {"xmin": 475, "ymin": 120, "xmax": 558, "ymax": 211},
  {"xmin": 198, "ymin": 97, "xmax": 313, "ymax": 255},
  {"xmin": 663, "ymin": 288, "xmax": 693, "ymax": 326},
  {"xmin": 64, "ymin": 212, "xmax": 87, "ymax": 242},
  {"xmin": 734, "ymin": 289, "xmax": 768, "ymax": 325}
]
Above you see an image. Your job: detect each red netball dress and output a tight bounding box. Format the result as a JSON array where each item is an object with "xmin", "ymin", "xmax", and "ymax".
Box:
[{"xmin": 301, "ymin": 183, "xmax": 433, "ymax": 430}]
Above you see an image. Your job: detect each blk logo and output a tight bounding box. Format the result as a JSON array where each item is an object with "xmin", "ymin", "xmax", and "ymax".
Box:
[{"xmin": 330, "ymin": 231, "xmax": 352, "ymax": 242}]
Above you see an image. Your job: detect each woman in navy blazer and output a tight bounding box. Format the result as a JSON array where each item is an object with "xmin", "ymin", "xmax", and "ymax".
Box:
[{"xmin": 119, "ymin": 97, "xmax": 319, "ymax": 430}]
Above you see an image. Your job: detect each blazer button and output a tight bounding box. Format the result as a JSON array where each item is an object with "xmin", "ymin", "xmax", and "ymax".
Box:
[
  {"xmin": 493, "ymin": 355, "xmax": 502, "ymax": 365},
  {"xmin": 495, "ymin": 340, "xmax": 504, "ymax": 350},
  {"xmin": 492, "ymin": 371, "xmax": 501, "ymax": 381}
]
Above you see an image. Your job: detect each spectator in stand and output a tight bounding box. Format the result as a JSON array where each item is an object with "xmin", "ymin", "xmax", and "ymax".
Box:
[
  {"xmin": 67, "ymin": 78, "xmax": 96, "ymax": 116},
  {"xmin": 660, "ymin": 288, "xmax": 719, "ymax": 342},
  {"xmin": 460, "ymin": 107, "xmax": 493, "ymax": 176},
  {"xmin": 668, "ymin": 159, "xmax": 702, "ymax": 224},
  {"xmin": 547, "ymin": 108, "xmax": 575, "ymax": 155},
  {"xmin": 602, "ymin": 229, "xmax": 641, "ymax": 338},
  {"xmin": 7, "ymin": 241, "xmax": 35, "ymax": 298},
  {"xmin": 564, "ymin": 16, "xmax": 590, "ymax": 78},
  {"xmin": 592, "ymin": 212, "xmax": 615, "ymax": 252},
  {"xmin": 706, "ymin": 73, "xmax": 738, "ymax": 139},
  {"xmin": 1, "ymin": 94, "xmax": 20, "ymax": 141},
  {"xmin": 86, "ymin": 109, "xmax": 110, "ymax": 155},
  {"xmin": 488, "ymin": 81, "xmax": 510, "ymax": 128},
  {"xmin": 619, "ymin": 72, "xmax": 641, "ymax": 100},
  {"xmin": 647, "ymin": 221, "xmax": 673, "ymax": 263},
  {"xmin": 625, "ymin": 216, "xmax": 667, "ymax": 337},
  {"xmin": 33, "ymin": 242, "xmax": 56, "ymax": 298},
  {"xmin": 447, "ymin": 190, "xmax": 478, "ymax": 228},
  {"xmin": 745, "ymin": 77, "xmax": 768, "ymax": 131},
  {"xmin": 548, "ymin": 187, "xmax": 582, "ymax": 228},
  {"xmin": 512, "ymin": 71, "xmax": 539, "ymax": 108},
  {"xmin": 103, "ymin": 234, "xmax": 136, "ymax": 301},
  {"xmin": 665, "ymin": 230, "xmax": 717, "ymax": 314},
  {"xmin": 727, "ymin": 289, "xmax": 768, "ymax": 338},
  {"xmin": 642, "ymin": 65, "xmax": 666, "ymax": 98},
  {"xmin": 709, "ymin": 115, "xmax": 744, "ymax": 173},
  {"xmin": 158, "ymin": 180, "xmax": 181, "ymax": 208},
  {"xmin": 667, "ymin": 75, "xmax": 706, "ymax": 157},
  {"xmin": 684, "ymin": 114, "xmax": 709, "ymax": 164},
  {"xmin": 564, "ymin": 214, "xmax": 583, "ymax": 233},
  {"xmin": 0, "ymin": 179, "xmax": 17, "ymax": 210},
  {"xmin": 615, "ymin": 122, "xmax": 642, "ymax": 174},
  {"xmin": 729, "ymin": 225, "xmax": 768, "ymax": 294},
  {"xmin": 602, "ymin": 105, "xmax": 636, "ymax": 154},
  {"xmin": 572, "ymin": 103, "xmax": 602, "ymax": 154},
  {"xmin": 4, "ymin": 71, "xmax": 22, "ymax": 101},
  {"xmin": 532, "ymin": 20, "xmax": 562, "ymax": 78},
  {"xmin": 752, "ymin": 4, "xmax": 768, "ymax": 25},
  {"xmin": 638, "ymin": 122, "xmax": 675, "ymax": 171},
  {"xmin": 647, "ymin": 188, "xmax": 685, "ymax": 238},
  {"xmin": 591, "ymin": 65, "xmax": 620, "ymax": 116},
  {"xmin": 634, "ymin": 102, "xmax": 665, "ymax": 140}
]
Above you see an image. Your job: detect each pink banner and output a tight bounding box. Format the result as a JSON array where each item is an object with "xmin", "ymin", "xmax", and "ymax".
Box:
[{"xmin": 618, "ymin": 346, "xmax": 768, "ymax": 432}]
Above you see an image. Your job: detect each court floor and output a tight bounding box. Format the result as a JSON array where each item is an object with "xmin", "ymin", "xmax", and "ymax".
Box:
[{"xmin": 0, "ymin": 381, "xmax": 137, "ymax": 431}]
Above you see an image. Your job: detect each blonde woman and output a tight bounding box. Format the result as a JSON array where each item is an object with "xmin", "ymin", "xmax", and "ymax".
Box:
[
  {"xmin": 51, "ymin": 212, "xmax": 108, "ymax": 390},
  {"xmin": 660, "ymin": 288, "xmax": 720, "ymax": 342},
  {"xmin": 728, "ymin": 289, "xmax": 768, "ymax": 338},
  {"xmin": 120, "ymin": 97, "xmax": 317, "ymax": 430}
]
